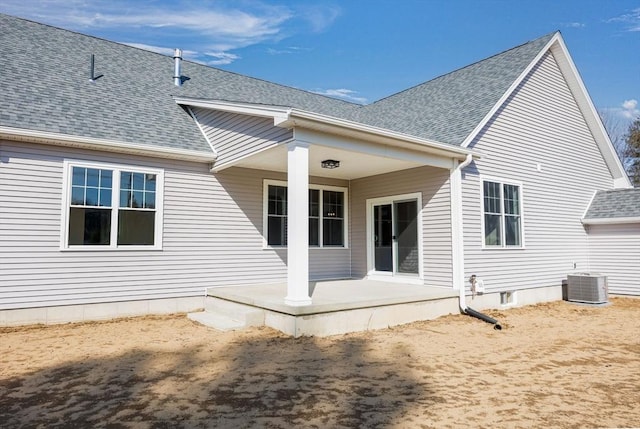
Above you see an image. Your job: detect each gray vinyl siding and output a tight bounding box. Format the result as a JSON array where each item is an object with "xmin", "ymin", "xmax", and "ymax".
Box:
[
  {"xmin": 586, "ymin": 224, "xmax": 640, "ymax": 296},
  {"xmin": 461, "ymin": 51, "xmax": 614, "ymax": 293},
  {"xmin": 350, "ymin": 166, "xmax": 452, "ymax": 287},
  {"xmin": 191, "ymin": 107, "xmax": 292, "ymax": 167},
  {"xmin": 0, "ymin": 140, "xmax": 348, "ymax": 310}
]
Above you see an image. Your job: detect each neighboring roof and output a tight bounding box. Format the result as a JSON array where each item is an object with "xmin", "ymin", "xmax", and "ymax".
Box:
[
  {"xmin": 349, "ymin": 33, "xmax": 556, "ymax": 146},
  {"xmin": 583, "ymin": 189, "xmax": 640, "ymax": 223}
]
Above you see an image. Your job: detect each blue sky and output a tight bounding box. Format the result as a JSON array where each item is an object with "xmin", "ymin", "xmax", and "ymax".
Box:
[{"xmin": 2, "ymin": 0, "xmax": 638, "ymax": 122}]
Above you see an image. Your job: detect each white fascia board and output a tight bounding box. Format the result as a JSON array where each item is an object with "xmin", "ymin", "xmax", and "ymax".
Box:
[
  {"xmin": 582, "ymin": 216, "xmax": 640, "ymax": 225},
  {"xmin": 173, "ymin": 97, "xmax": 290, "ymax": 124},
  {"xmin": 284, "ymin": 109, "xmax": 475, "ymax": 160},
  {"xmin": 461, "ymin": 33, "xmax": 560, "ymax": 149},
  {"xmin": 549, "ymin": 36, "xmax": 631, "ymax": 188},
  {"xmin": 0, "ymin": 126, "xmax": 217, "ymax": 163}
]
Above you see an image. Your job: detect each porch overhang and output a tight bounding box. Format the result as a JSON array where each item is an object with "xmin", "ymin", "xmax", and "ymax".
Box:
[{"xmin": 173, "ymin": 97, "xmax": 477, "ymax": 178}]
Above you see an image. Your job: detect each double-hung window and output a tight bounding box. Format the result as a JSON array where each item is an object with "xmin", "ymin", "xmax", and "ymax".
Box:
[
  {"xmin": 265, "ymin": 180, "xmax": 347, "ymax": 248},
  {"xmin": 482, "ymin": 179, "xmax": 523, "ymax": 248},
  {"xmin": 63, "ymin": 161, "xmax": 163, "ymax": 249}
]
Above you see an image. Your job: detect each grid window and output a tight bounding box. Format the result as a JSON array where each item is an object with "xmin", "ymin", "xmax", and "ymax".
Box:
[
  {"xmin": 323, "ymin": 190, "xmax": 344, "ymax": 246},
  {"xmin": 267, "ymin": 185, "xmax": 288, "ymax": 246},
  {"xmin": 65, "ymin": 163, "xmax": 162, "ymax": 248},
  {"xmin": 482, "ymin": 180, "xmax": 523, "ymax": 248},
  {"xmin": 265, "ymin": 183, "xmax": 346, "ymax": 248}
]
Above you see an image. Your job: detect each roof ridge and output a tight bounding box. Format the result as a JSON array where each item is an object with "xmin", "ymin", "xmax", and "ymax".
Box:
[
  {"xmin": 366, "ymin": 31, "xmax": 558, "ymax": 107},
  {"xmin": 177, "ymin": 56, "xmax": 363, "ymax": 108}
]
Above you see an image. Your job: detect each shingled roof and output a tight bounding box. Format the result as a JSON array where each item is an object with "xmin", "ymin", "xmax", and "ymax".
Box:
[
  {"xmin": 1, "ymin": 13, "xmax": 555, "ymax": 153},
  {"xmin": 583, "ymin": 189, "xmax": 640, "ymax": 221},
  {"xmin": 351, "ymin": 32, "xmax": 555, "ymax": 145},
  {"xmin": 0, "ymin": 14, "xmax": 359, "ymax": 154}
]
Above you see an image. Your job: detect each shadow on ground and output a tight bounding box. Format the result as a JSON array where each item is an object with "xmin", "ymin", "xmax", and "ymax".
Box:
[{"xmin": 0, "ymin": 329, "xmax": 434, "ymax": 428}]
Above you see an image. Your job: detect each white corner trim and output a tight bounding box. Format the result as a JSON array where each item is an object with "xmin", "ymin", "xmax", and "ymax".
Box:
[
  {"xmin": 461, "ymin": 33, "xmax": 560, "ymax": 148},
  {"xmin": 0, "ymin": 126, "xmax": 216, "ymax": 163}
]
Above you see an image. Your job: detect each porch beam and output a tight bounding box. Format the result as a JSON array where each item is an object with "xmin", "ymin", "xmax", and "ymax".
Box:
[
  {"xmin": 294, "ymin": 128, "xmax": 456, "ymax": 170},
  {"xmin": 285, "ymin": 141, "xmax": 312, "ymax": 306}
]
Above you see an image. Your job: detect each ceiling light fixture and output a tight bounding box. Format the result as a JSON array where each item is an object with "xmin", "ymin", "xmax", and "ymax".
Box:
[{"xmin": 321, "ymin": 159, "xmax": 340, "ymax": 169}]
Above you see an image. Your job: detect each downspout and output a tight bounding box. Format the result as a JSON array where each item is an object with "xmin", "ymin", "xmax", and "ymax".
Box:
[{"xmin": 450, "ymin": 153, "xmax": 502, "ymax": 330}]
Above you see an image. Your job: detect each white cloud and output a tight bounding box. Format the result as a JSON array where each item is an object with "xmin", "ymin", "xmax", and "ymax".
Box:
[
  {"xmin": 562, "ymin": 22, "xmax": 586, "ymax": 28},
  {"xmin": 604, "ymin": 99, "xmax": 640, "ymax": 121},
  {"xmin": 203, "ymin": 52, "xmax": 241, "ymax": 66},
  {"xmin": 607, "ymin": 7, "xmax": 640, "ymax": 31},
  {"xmin": 621, "ymin": 99, "xmax": 640, "ymax": 119},
  {"xmin": 266, "ymin": 46, "xmax": 310, "ymax": 55},
  {"xmin": 296, "ymin": 5, "xmax": 341, "ymax": 33},
  {"xmin": 0, "ymin": 0, "xmax": 339, "ymax": 65},
  {"xmin": 312, "ymin": 88, "xmax": 367, "ymax": 104}
]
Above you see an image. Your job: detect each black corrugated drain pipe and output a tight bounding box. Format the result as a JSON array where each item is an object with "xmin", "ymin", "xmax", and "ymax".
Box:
[{"xmin": 465, "ymin": 307, "xmax": 502, "ymax": 330}]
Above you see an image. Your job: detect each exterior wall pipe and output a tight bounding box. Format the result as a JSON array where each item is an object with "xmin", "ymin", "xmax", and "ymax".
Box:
[
  {"xmin": 450, "ymin": 153, "xmax": 502, "ymax": 329},
  {"xmin": 450, "ymin": 153, "xmax": 473, "ymax": 311},
  {"xmin": 465, "ymin": 307, "xmax": 503, "ymax": 330}
]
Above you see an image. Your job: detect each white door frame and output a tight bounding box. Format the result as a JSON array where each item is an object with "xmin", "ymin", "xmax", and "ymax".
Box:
[{"xmin": 365, "ymin": 192, "xmax": 423, "ymax": 284}]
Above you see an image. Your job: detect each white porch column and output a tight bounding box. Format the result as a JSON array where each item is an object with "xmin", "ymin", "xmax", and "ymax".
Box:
[{"xmin": 285, "ymin": 141, "xmax": 312, "ymax": 306}]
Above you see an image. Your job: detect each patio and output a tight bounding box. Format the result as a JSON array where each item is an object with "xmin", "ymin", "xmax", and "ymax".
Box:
[{"xmin": 189, "ymin": 279, "xmax": 459, "ymax": 336}]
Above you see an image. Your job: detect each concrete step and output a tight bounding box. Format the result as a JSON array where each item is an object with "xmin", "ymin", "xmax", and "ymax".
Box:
[
  {"xmin": 204, "ymin": 297, "xmax": 265, "ymax": 327},
  {"xmin": 187, "ymin": 311, "xmax": 246, "ymax": 331}
]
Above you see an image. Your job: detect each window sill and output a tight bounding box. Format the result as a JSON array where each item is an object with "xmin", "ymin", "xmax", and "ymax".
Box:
[
  {"xmin": 60, "ymin": 245, "xmax": 163, "ymax": 252},
  {"xmin": 481, "ymin": 245, "xmax": 526, "ymax": 250}
]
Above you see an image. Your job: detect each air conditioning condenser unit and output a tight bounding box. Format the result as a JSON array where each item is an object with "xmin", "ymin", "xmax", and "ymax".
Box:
[{"xmin": 566, "ymin": 273, "xmax": 608, "ymax": 304}]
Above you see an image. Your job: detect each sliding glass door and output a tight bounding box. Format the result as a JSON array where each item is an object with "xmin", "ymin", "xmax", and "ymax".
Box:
[{"xmin": 372, "ymin": 198, "xmax": 419, "ymax": 276}]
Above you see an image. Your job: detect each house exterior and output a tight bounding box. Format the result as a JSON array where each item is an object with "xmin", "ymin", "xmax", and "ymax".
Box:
[
  {"xmin": 582, "ymin": 189, "xmax": 640, "ymax": 296},
  {"xmin": 0, "ymin": 14, "xmax": 634, "ymax": 326}
]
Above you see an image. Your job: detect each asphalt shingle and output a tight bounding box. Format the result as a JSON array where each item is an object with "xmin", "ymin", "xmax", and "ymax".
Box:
[
  {"xmin": 1, "ymin": 13, "xmax": 555, "ymax": 152},
  {"xmin": 349, "ymin": 32, "xmax": 555, "ymax": 145},
  {"xmin": 584, "ymin": 189, "xmax": 640, "ymax": 219}
]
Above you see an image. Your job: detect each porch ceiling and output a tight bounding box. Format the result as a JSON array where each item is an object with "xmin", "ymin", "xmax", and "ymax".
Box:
[{"xmin": 234, "ymin": 144, "xmax": 427, "ymax": 180}]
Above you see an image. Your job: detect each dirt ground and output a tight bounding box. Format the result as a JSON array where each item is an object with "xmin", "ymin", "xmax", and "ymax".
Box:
[{"xmin": 1, "ymin": 298, "xmax": 639, "ymax": 429}]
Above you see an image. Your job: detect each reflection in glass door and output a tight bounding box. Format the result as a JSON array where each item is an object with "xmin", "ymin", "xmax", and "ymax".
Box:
[
  {"xmin": 395, "ymin": 200, "xmax": 418, "ymax": 274},
  {"xmin": 373, "ymin": 204, "xmax": 393, "ymax": 271},
  {"xmin": 372, "ymin": 199, "xmax": 419, "ymax": 275}
]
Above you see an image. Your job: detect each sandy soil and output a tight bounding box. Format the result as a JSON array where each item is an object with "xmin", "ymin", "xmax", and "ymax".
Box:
[{"xmin": 1, "ymin": 298, "xmax": 639, "ymax": 428}]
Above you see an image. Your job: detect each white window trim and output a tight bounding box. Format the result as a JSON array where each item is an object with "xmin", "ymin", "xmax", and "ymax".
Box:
[
  {"xmin": 480, "ymin": 175, "xmax": 525, "ymax": 249},
  {"xmin": 365, "ymin": 192, "xmax": 424, "ymax": 282},
  {"xmin": 60, "ymin": 159, "xmax": 164, "ymax": 251},
  {"xmin": 262, "ymin": 179, "xmax": 349, "ymax": 249}
]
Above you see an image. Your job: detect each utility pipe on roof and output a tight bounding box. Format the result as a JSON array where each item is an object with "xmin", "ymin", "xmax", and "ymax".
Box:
[{"xmin": 173, "ymin": 49, "xmax": 183, "ymax": 87}]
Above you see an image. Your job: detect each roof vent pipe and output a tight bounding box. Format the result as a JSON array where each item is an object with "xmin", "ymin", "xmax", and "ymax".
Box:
[{"xmin": 173, "ymin": 48, "xmax": 183, "ymax": 86}]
